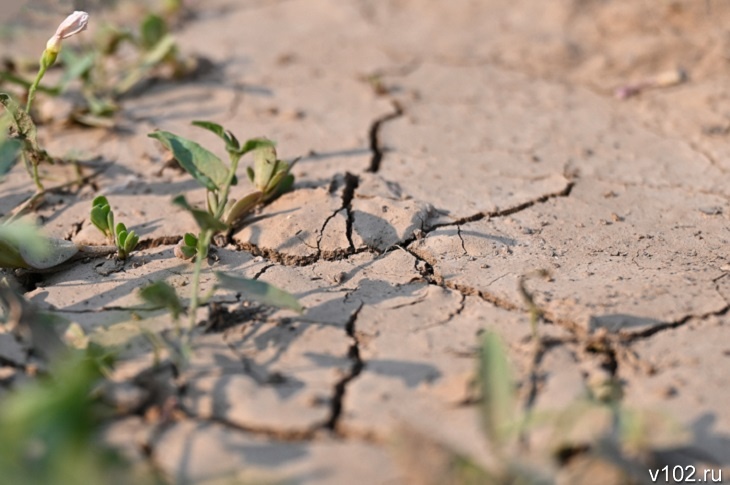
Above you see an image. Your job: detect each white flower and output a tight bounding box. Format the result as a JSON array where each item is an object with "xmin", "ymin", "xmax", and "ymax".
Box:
[{"xmin": 45, "ymin": 11, "xmax": 89, "ymax": 53}]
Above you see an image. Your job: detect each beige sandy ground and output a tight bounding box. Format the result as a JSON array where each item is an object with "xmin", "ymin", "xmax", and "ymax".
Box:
[{"xmin": 2, "ymin": 1, "xmax": 730, "ymax": 483}]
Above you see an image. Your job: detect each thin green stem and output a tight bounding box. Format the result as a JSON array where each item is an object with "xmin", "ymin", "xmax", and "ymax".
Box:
[
  {"xmin": 183, "ymin": 153, "xmax": 240, "ymax": 348},
  {"xmin": 31, "ymin": 158, "xmax": 44, "ymax": 191},
  {"xmin": 26, "ymin": 64, "xmax": 48, "ymax": 113},
  {"xmin": 214, "ymin": 153, "xmax": 241, "ymax": 220},
  {"xmin": 187, "ymin": 228, "xmax": 212, "ymax": 332}
]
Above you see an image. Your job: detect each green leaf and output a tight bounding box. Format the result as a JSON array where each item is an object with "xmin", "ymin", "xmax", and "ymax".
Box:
[
  {"xmin": 277, "ymin": 173, "xmax": 295, "ymax": 194},
  {"xmin": 215, "ymin": 271, "xmax": 303, "ymax": 313},
  {"xmin": 0, "ymin": 93, "xmax": 47, "ymax": 166},
  {"xmin": 92, "ymin": 195, "xmax": 109, "ymax": 207},
  {"xmin": 140, "ymin": 14, "xmax": 167, "ymax": 51},
  {"xmin": 106, "ymin": 211, "xmax": 115, "ymax": 239},
  {"xmin": 192, "ymin": 120, "xmax": 240, "ymax": 152},
  {"xmin": 224, "ymin": 191, "xmax": 262, "ymax": 225},
  {"xmin": 191, "ymin": 120, "xmax": 226, "ymax": 139},
  {"xmin": 178, "ymin": 244, "xmax": 197, "ymax": 260},
  {"xmin": 0, "ymin": 93, "xmax": 36, "ymax": 140},
  {"xmin": 172, "ymin": 195, "xmax": 227, "ymax": 232},
  {"xmin": 0, "ymin": 137, "xmax": 21, "ymax": 177},
  {"xmin": 177, "ymin": 232, "xmax": 198, "ymax": 259},
  {"xmin": 116, "ymin": 230, "xmax": 128, "ymax": 248},
  {"xmin": 115, "ymin": 222, "xmax": 127, "ymax": 237},
  {"xmin": 148, "ymin": 130, "xmax": 229, "ymax": 191},
  {"xmin": 0, "ymin": 221, "xmax": 51, "ymax": 269},
  {"xmin": 139, "ymin": 281, "xmax": 183, "ymax": 320},
  {"xmin": 251, "ymin": 143, "xmax": 277, "ymax": 192},
  {"xmin": 237, "ymin": 137, "xmax": 274, "ymax": 157},
  {"xmin": 123, "ymin": 231, "xmax": 139, "ymax": 254},
  {"xmin": 246, "ymin": 166, "xmax": 255, "ymax": 183},
  {"xmin": 263, "ymin": 164, "xmax": 294, "ymax": 201},
  {"xmin": 90, "ymin": 203, "xmax": 109, "ymax": 223},
  {"xmin": 478, "ymin": 331, "xmax": 516, "ymax": 448},
  {"xmin": 183, "ymin": 232, "xmax": 198, "ymax": 247},
  {"xmin": 265, "ymin": 164, "xmax": 289, "ymax": 192}
]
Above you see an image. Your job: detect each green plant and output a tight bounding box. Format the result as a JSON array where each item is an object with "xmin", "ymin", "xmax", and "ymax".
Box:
[
  {"xmin": 147, "ymin": 121, "xmax": 300, "ymax": 360},
  {"xmin": 90, "ymin": 196, "xmax": 139, "ymax": 260},
  {"xmin": 477, "ymin": 331, "xmax": 551, "ymax": 483},
  {"xmin": 148, "ymin": 120, "xmax": 294, "ymax": 255},
  {"xmin": 0, "ymin": 92, "xmax": 50, "ymax": 192},
  {"xmin": 27, "ymin": 11, "xmax": 89, "ymax": 113},
  {"xmin": 0, "ymin": 6, "xmax": 196, "ymax": 130},
  {"xmin": 0, "ymin": 314, "xmax": 160, "ymax": 485},
  {"xmin": 0, "ymin": 12, "xmax": 89, "ymax": 192}
]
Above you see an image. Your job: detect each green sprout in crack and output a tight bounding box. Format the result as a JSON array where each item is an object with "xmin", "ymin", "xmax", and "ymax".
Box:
[
  {"xmin": 401, "ymin": 328, "xmax": 700, "ymax": 485},
  {"xmin": 90, "ymin": 196, "xmax": 138, "ymax": 260},
  {"xmin": 149, "ymin": 120, "xmax": 295, "ymax": 263},
  {"xmin": 148, "ymin": 120, "xmax": 300, "ymax": 344}
]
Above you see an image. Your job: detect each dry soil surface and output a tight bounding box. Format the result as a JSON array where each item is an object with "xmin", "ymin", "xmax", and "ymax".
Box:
[{"xmin": 2, "ymin": 1, "xmax": 730, "ymax": 484}]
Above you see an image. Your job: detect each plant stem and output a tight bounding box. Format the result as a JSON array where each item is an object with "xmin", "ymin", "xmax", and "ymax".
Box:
[
  {"xmin": 188, "ymin": 228, "xmax": 212, "ymax": 331},
  {"xmin": 26, "ymin": 63, "xmax": 49, "ymax": 113},
  {"xmin": 184, "ymin": 154, "xmax": 240, "ymax": 340},
  {"xmin": 214, "ymin": 154, "xmax": 241, "ymax": 220},
  {"xmin": 31, "ymin": 158, "xmax": 44, "ymax": 191}
]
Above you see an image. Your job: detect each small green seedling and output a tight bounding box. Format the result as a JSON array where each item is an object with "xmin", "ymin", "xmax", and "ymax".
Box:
[
  {"xmin": 149, "ymin": 120, "xmax": 294, "ymax": 260},
  {"xmin": 149, "ymin": 121, "xmax": 300, "ymax": 335},
  {"xmin": 173, "ymin": 232, "xmax": 199, "ymax": 261},
  {"xmin": 90, "ymin": 195, "xmax": 114, "ymax": 239},
  {"xmin": 479, "ymin": 331, "xmax": 518, "ymax": 451},
  {"xmin": 90, "ymin": 196, "xmax": 138, "ymax": 260},
  {"xmin": 113, "ymin": 222, "xmax": 139, "ymax": 260}
]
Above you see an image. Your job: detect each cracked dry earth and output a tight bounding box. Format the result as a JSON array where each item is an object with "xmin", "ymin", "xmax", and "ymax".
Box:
[{"xmin": 3, "ymin": 0, "xmax": 730, "ymax": 483}]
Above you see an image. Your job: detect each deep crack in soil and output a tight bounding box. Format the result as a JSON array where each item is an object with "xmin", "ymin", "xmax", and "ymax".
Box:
[
  {"xmin": 325, "ymin": 302, "xmax": 364, "ymax": 434},
  {"xmin": 366, "ymin": 101, "xmax": 404, "ymax": 173}
]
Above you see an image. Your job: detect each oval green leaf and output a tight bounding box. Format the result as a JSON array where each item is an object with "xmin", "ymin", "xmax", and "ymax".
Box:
[
  {"xmin": 215, "ymin": 271, "xmax": 303, "ymax": 313},
  {"xmin": 148, "ymin": 130, "xmax": 228, "ymax": 191}
]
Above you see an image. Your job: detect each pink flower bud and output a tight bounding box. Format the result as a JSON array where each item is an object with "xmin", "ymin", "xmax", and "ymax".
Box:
[{"xmin": 45, "ymin": 11, "xmax": 89, "ymax": 53}]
